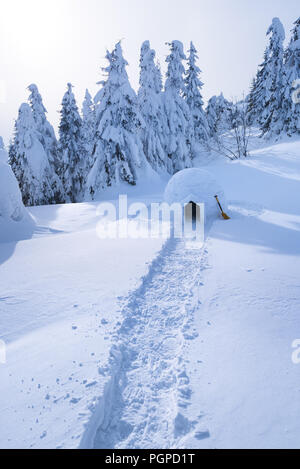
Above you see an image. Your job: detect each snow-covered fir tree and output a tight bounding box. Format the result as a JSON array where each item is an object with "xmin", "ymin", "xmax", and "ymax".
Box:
[
  {"xmin": 247, "ymin": 49, "xmax": 271, "ymax": 127},
  {"xmin": 81, "ymin": 89, "xmax": 96, "ymax": 177},
  {"xmin": 27, "ymin": 84, "xmax": 64, "ymax": 202},
  {"xmin": 9, "ymin": 103, "xmax": 60, "ymax": 206},
  {"xmin": 260, "ymin": 18, "xmax": 286, "ymax": 137},
  {"xmin": 279, "ymin": 17, "xmax": 300, "ymax": 136},
  {"xmin": 86, "ymin": 42, "xmax": 147, "ymax": 198},
  {"xmin": 138, "ymin": 40, "xmax": 169, "ymax": 173},
  {"xmin": 206, "ymin": 93, "xmax": 232, "ymax": 136},
  {"xmin": 0, "ymin": 137, "xmax": 27, "ymax": 223},
  {"xmin": 206, "ymin": 96, "xmax": 218, "ymax": 136},
  {"xmin": 163, "ymin": 40, "xmax": 192, "ymax": 173},
  {"xmin": 28, "ymin": 84, "xmax": 58, "ymax": 167},
  {"xmin": 247, "ymin": 77, "xmax": 259, "ymax": 125},
  {"xmin": 154, "ymin": 60, "xmax": 163, "ymax": 94},
  {"xmin": 58, "ymin": 83, "xmax": 84, "ymax": 203},
  {"xmin": 247, "ymin": 18, "xmax": 286, "ymax": 136},
  {"xmin": 184, "ymin": 41, "xmax": 209, "ymax": 155}
]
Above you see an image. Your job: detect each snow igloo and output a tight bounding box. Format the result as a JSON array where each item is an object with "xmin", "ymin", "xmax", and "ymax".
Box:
[{"xmin": 164, "ymin": 168, "xmax": 228, "ymax": 222}]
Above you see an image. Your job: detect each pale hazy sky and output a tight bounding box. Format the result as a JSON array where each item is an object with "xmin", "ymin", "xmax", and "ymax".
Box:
[{"xmin": 0, "ymin": 0, "xmax": 299, "ymax": 143}]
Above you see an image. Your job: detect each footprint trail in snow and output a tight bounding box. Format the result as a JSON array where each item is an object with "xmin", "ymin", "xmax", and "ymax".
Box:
[{"xmin": 93, "ymin": 238, "xmax": 207, "ymax": 449}]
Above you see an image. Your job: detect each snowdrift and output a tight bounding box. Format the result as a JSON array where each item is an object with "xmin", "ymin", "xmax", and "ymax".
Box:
[
  {"xmin": 164, "ymin": 168, "xmax": 228, "ymax": 220},
  {"xmin": 0, "ymin": 137, "xmax": 8, "ymax": 164},
  {"xmin": 0, "ymin": 158, "xmax": 35, "ymax": 243}
]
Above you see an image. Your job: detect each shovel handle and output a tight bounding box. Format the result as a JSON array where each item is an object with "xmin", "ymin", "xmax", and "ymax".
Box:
[{"xmin": 215, "ymin": 195, "xmax": 223, "ymax": 212}]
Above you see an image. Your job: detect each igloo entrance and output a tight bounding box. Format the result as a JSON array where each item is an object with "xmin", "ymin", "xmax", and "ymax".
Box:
[{"xmin": 184, "ymin": 201, "xmax": 201, "ymax": 227}]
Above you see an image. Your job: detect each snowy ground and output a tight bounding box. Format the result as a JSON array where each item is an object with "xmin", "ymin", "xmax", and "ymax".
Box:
[
  {"xmin": 0, "ymin": 139, "xmax": 300, "ymax": 449},
  {"xmin": 0, "ymin": 200, "xmax": 166, "ymax": 449},
  {"xmin": 179, "ymin": 139, "xmax": 300, "ymax": 449}
]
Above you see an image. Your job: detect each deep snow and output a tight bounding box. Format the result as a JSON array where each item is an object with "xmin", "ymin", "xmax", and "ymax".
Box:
[
  {"xmin": 0, "ymin": 138, "xmax": 300, "ymax": 449},
  {"xmin": 176, "ymin": 139, "xmax": 300, "ymax": 449},
  {"xmin": 0, "ymin": 144, "xmax": 34, "ymax": 244}
]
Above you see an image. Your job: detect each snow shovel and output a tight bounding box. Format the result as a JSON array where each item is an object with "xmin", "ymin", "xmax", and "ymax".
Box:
[{"xmin": 215, "ymin": 195, "xmax": 230, "ymax": 220}]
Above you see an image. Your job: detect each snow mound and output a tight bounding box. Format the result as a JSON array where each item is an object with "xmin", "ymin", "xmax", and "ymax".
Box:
[
  {"xmin": 164, "ymin": 168, "xmax": 228, "ymax": 220},
  {"xmin": 0, "ymin": 137, "xmax": 8, "ymax": 163},
  {"xmin": 0, "ymin": 156, "xmax": 35, "ymax": 242}
]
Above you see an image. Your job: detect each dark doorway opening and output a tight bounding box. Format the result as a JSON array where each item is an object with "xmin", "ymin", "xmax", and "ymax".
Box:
[{"xmin": 184, "ymin": 201, "xmax": 200, "ymax": 229}]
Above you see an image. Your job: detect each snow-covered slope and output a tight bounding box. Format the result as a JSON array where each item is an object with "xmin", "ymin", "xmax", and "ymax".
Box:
[
  {"xmin": 181, "ymin": 140, "xmax": 300, "ymax": 449},
  {"xmin": 0, "ymin": 139, "xmax": 300, "ymax": 449},
  {"xmin": 0, "ymin": 200, "xmax": 166, "ymax": 448}
]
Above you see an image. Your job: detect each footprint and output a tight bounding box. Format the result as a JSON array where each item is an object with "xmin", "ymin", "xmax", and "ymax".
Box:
[
  {"xmin": 195, "ymin": 430, "xmax": 210, "ymax": 441},
  {"xmin": 0, "ymin": 296, "xmax": 13, "ymax": 302},
  {"xmin": 174, "ymin": 413, "xmax": 196, "ymax": 438},
  {"xmin": 70, "ymin": 397, "xmax": 81, "ymax": 404}
]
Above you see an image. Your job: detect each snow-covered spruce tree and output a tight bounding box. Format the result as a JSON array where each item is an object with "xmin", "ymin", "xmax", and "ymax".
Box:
[
  {"xmin": 81, "ymin": 89, "xmax": 96, "ymax": 176},
  {"xmin": 206, "ymin": 96, "xmax": 218, "ymax": 136},
  {"xmin": 0, "ymin": 137, "xmax": 28, "ymax": 225},
  {"xmin": 279, "ymin": 17, "xmax": 300, "ymax": 136},
  {"xmin": 86, "ymin": 42, "xmax": 147, "ymax": 198},
  {"xmin": 58, "ymin": 83, "xmax": 85, "ymax": 203},
  {"xmin": 28, "ymin": 84, "xmax": 58, "ymax": 166},
  {"xmin": 206, "ymin": 93, "xmax": 232, "ymax": 136},
  {"xmin": 260, "ymin": 18, "xmax": 286, "ymax": 137},
  {"xmin": 9, "ymin": 103, "xmax": 59, "ymax": 206},
  {"xmin": 247, "ymin": 18, "xmax": 285, "ymax": 136},
  {"xmin": 138, "ymin": 40, "xmax": 169, "ymax": 173},
  {"xmin": 163, "ymin": 41, "xmax": 192, "ymax": 173},
  {"xmin": 247, "ymin": 77, "xmax": 259, "ymax": 125},
  {"xmin": 0, "ymin": 135, "xmax": 29, "ymax": 225},
  {"xmin": 154, "ymin": 60, "xmax": 163, "ymax": 94},
  {"xmin": 27, "ymin": 84, "xmax": 64, "ymax": 203},
  {"xmin": 184, "ymin": 41, "xmax": 209, "ymax": 153},
  {"xmin": 246, "ymin": 49, "xmax": 271, "ymax": 127}
]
